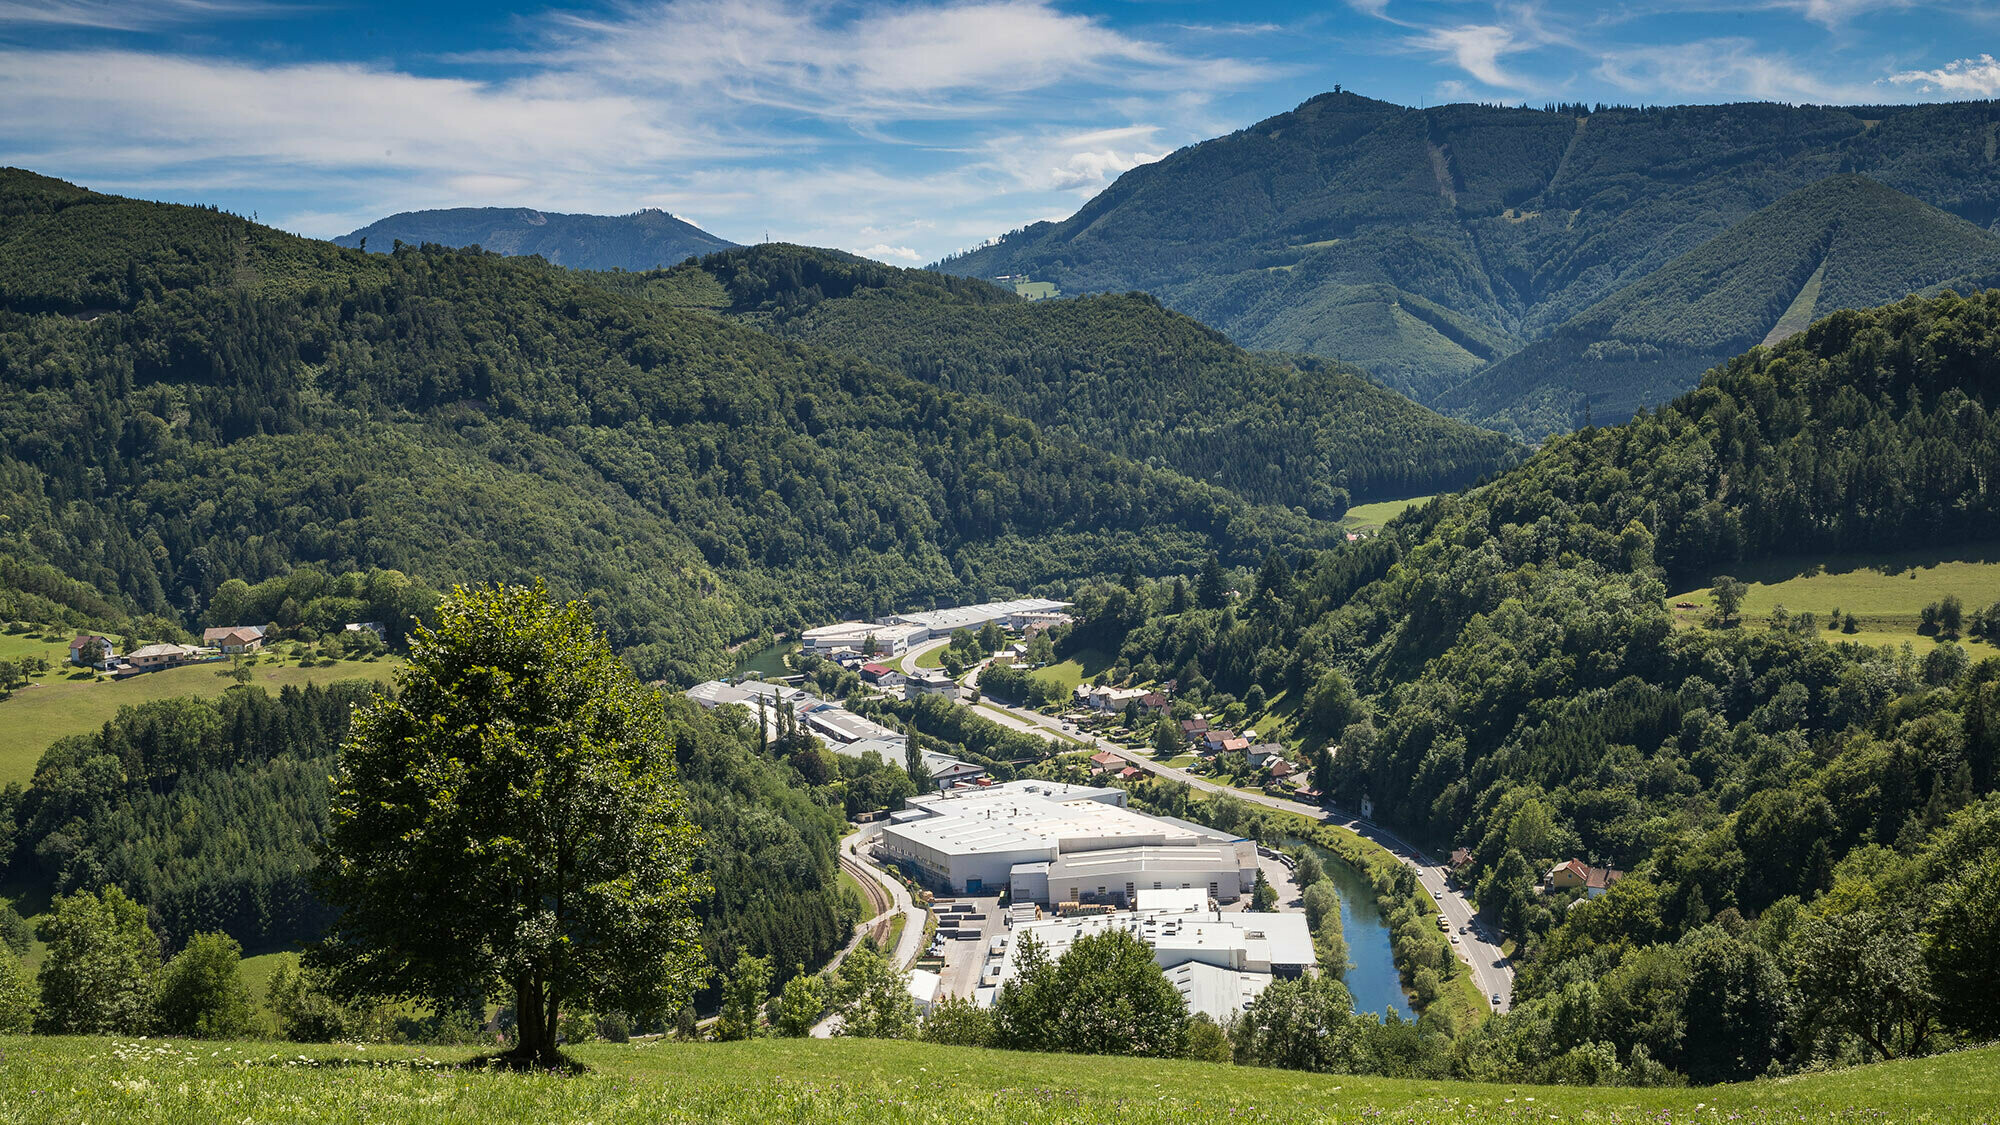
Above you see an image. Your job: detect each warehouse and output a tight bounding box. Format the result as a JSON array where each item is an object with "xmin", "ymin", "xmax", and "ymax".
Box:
[
  {"xmin": 873, "ymin": 781, "xmax": 1256, "ymax": 902},
  {"xmin": 882, "ymin": 598, "xmax": 1072, "ymax": 640},
  {"xmin": 986, "ymin": 889, "xmax": 1317, "ymax": 1022},
  {"xmin": 801, "ymin": 620, "xmax": 929, "ymax": 656}
]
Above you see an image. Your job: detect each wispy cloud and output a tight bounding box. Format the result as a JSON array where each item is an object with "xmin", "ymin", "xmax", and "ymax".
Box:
[
  {"xmin": 1595, "ymin": 37, "xmax": 1880, "ymax": 101},
  {"xmin": 0, "ymin": 0, "xmax": 287, "ymax": 29},
  {"xmin": 1417, "ymin": 24, "xmax": 1528, "ymax": 90},
  {"xmin": 1887, "ymin": 52, "xmax": 2000, "ymax": 95}
]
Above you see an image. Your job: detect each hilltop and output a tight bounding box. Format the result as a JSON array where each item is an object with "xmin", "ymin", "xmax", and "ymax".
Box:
[
  {"xmin": 938, "ymin": 93, "xmax": 2000, "ymax": 436},
  {"xmin": 594, "ymin": 244, "xmax": 1524, "ymax": 516},
  {"xmin": 334, "ymin": 205, "xmax": 736, "ymax": 271}
]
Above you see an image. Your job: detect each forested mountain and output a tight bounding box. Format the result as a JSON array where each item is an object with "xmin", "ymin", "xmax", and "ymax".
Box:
[
  {"xmin": 939, "ymin": 92, "xmax": 2000, "ymax": 436},
  {"xmin": 590, "ymin": 244, "xmax": 1523, "ymax": 517},
  {"xmin": 0, "ymin": 168, "xmax": 1327, "ymax": 682},
  {"xmin": 1059, "ymin": 288, "xmax": 2000, "ymax": 1082},
  {"xmin": 334, "ymin": 206, "xmax": 736, "ymax": 271},
  {"xmin": 1436, "ymin": 176, "xmax": 2000, "ymax": 437}
]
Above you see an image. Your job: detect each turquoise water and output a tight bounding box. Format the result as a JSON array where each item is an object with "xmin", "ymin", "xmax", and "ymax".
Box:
[
  {"xmin": 1316, "ymin": 849, "xmax": 1414, "ymax": 1020},
  {"xmin": 731, "ymin": 642, "xmax": 796, "ymax": 680}
]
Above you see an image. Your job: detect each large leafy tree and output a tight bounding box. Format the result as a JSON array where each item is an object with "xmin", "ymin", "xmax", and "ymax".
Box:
[
  {"xmin": 153, "ymin": 931, "xmax": 254, "ymax": 1039},
  {"xmin": 35, "ymin": 885, "xmax": 159, "ymax": 1035},
  {"xmin": 998, "ymin": 929, "xmax": 1189, "ymax": 1057},
  {"xmin": 316, "ymin": 582, "xmax": 707, "ymax": 1067}
]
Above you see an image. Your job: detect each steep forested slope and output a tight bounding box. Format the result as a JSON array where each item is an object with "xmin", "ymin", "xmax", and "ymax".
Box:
[
  {"xmin": 940, "ymin": 93, "xmax": 2000, "ymax": 435},
  {"xmin": 1062, "ymin": 288, "xmax": 2000, "ymax": 1082},
  {"xmin": 334, "ymin": 206, "xmax": 736, "ymax": 271},
  {"xmin": 596, "ymin": 245, "xmax": 1522, "ymax": 517},
  {"xmin": 0, "ymin": 169, "xmax": 1327, "ymax": 681},
  {"xmin": 1438, "ymin": 176, "xmax": 2000, "ymax": 438}
]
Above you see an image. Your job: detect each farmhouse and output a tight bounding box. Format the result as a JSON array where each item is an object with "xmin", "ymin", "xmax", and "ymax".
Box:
[
  {"xmin": 121, "ymin": 642, "xmax": 209, "ymax": 672},
  {"xmin": 874, "ymin": 781, "xmax": 1256, "ymax": 903},
  {"xmin": 202, "ymin": 626, "xmax": 266, "ymax": 654},
  {"xmin": 68, "ymin": 634, "xmax": 117, "ymax": 667}
]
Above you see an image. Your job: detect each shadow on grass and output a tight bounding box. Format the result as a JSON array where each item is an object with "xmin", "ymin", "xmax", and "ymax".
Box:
[{"xmin": 247, "ymin": 1051, "xmax": 589, "ymax": 1074}]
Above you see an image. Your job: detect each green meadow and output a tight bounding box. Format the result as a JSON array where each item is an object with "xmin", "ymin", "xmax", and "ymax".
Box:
[
  {"xmin": 1340, "ymin": 496, "xmax": 1432, "ymax": 533},
  {"xmin": 3, "ymin": 1035, "xmax": 1994, "ymax": 1124},
  {"xmin": 1667, "ymin": 543, "xmax": 2000, "ymax": 652},
  {"xmin": 0, "ymin": 656, "xmax": 402, "ymax": 785}
]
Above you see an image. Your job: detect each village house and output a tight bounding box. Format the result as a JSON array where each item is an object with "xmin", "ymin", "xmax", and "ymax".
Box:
[
  {"xmin": 68, "ymin": 634, "xmax": 117, "ymax": 668},
  {"xmin": 1246, "ymin": 742, "xmax": 1283, "ymax": 769},
  {"xmin": 1546, "ymin": 859, "xmax": 1625, "ymax": 898},
  {"xmin": 1180, "ymin": 716, "xmax": 1210, "ymax": 739},
  {"xmin": 1088, "ymin": 750, "xmax": 1124, "ymax": 775},
  {"xmin": 1139, "ymin": 692, "xmax": 1171, "ymax": 714},
  {"xmin": 202, "ymin": 625, "xmax": 266, "ymax": 654},
  {"xmin": 859, "ymin": 662, "xmax": 905, "ymax": 689},
  {"xmin": 121, "ymin": 642, "xmax": 208, "ymax": 673}
]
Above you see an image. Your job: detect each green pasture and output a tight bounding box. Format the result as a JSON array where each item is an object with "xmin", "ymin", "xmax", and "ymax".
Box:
[
  {"xmin": 0, "ymin": 657, "xmax": 402, "ymax": 785},
  {"xmin": 1667, "ymin": 544, "xmax": 2000, "ymax": 652},
  {"xmin": 3, "ymin": 1034, "xmax": 1994, "ymax": 1124},
  {"xmin": 1340, "ymin": 496, "xmax": 1432, "ymax": 533}
]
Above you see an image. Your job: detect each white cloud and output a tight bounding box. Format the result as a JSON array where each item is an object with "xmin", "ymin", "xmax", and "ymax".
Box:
[
  {"xmin": 1887, "ymin": 53, "xmax": 2000, "ymax": 96},
  {"xmin": 0, "ymin": 0, "xmax": 280, "ymax": 29},
  {"xmin": 857, "ymin": 243, "xmax": 922, "ymax": 262},
  {"xmin": 1418, "ymin": 24, "xmax": 1526, "ymax": 90},
  {"xmin": 1595, "ymin": 38, "xmax": 1880, "ymax": 102}
]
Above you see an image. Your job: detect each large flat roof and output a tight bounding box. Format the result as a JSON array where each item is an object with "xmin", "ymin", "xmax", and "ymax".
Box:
[
  {"xmin": 885, "ymin": 599, "xmax": 1071, "ymax": 633},
  {"xmin": 887, "ymin": 785, "xmax": 1187, "ymax": 859}
]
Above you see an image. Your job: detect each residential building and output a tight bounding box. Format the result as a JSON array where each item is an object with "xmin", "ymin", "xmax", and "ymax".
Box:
[
  {"xmin": 1087, "ymin": 750, "xmax": 1123, "ymax": 775},
  {"xmin": 67, "ymin": 634, "xmax": 117, "ymax": 667},
  {"xmin": 858, "ymin": 662, "xmax": 905, "ymax": 689},
  {"xmin": 905, "ymin": 669, "xmax": 962, "ymax": 701},
  {"xmin": 343, "ymin": 621, "xmax": 386, "ymax": 638},
  {"xmin": 121, "ymin": 642, "xmax": 207, "ymax": 672},
  {"xmin": 1546, "ymin": 859, "xmax": 1625, "ymax": 898},
  {"xmin": 202, "ymin": 626, "xmax": 266, "ymax": 654},
  {"xmin": 1246, "ymin": 742, "xmax": 1284, "ymax": 768}
]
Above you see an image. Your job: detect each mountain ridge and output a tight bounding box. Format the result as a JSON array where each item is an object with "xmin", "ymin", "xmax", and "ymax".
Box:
[{"xmin": 334, "ymin": 204, "xmax": 737, "ymax": 271}]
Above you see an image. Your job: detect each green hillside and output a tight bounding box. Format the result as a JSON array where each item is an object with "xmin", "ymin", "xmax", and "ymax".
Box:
[
  {"xmin": 0, "ymin": 168, "xmax": 1329, "ymax": 682},
  {"xmin": 1055, "ymin": 288, "xmax": 2000, "ymax": 1084},
  {"xmin": 5, "ymin": 1035, "xmax": 1996, "ymax": 1123},
  {"xmin": 1436, "ymin": 176, "xmax": 2000, "ymax": 437},
  {"xmin": 334, "ymin": 206, "xmax": 736, "ymax": 271},
  {"xmin": 613, "ymin": 245, "xmax": 1522, "ymax": 517},
  {"xmin": 939, "ymin": 93, "xmax": 2000, "ymax": 433}
]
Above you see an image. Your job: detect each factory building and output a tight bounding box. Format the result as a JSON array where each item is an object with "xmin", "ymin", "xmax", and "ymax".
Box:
[
  {"xmin": 987, "ymin": 889, "xmax": 1317, "ymax": 1023},
  {"xmin": 873, "ymin": 781, "xmax": 1256, "ymax": 903},
  {"xmin": 881, "ymin": 599, "xmax": 1072, "ymax": 640}
]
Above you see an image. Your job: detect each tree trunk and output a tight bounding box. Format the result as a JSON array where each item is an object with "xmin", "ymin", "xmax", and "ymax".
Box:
[{"xmin": 504, "ymin": 977, "xmax": 562, "ymax": 1067}]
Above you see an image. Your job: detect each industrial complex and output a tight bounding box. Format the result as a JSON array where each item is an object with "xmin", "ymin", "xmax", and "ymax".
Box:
[{"xmin": 873, "ymin": 781, "xmax": 1258, "ymax": 905}]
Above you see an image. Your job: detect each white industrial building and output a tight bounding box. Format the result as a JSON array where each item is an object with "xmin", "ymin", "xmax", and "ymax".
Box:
[
  {"xmin": 883, "ymin": 599, "xmax": 1072, "ymax": 641},
  {"xmin": 802, "ymin": 621, "xmax": 929, "ymax": 656},
  {"xmin": 987, "ymin": 889, "xmax": 1317, "ymax": 1023},
  {"xmin": 874, "ymin": 781, "xmax": 1256, "ymax": 902}
]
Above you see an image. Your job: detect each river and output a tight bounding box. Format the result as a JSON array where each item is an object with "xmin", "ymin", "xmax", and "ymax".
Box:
[{"xmin": 1312, "ymin": 846, "xmax": 1414, "ymax": 1020}]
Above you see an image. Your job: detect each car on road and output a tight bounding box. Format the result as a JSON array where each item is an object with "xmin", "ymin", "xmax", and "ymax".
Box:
[
  {"xmin": 1450, "ymin": 934, "xmax": 1461, "ymax": 944},
  {"xmin": 1492, "ymin": 994, "xmax": 1503, "ymax": 1006}
]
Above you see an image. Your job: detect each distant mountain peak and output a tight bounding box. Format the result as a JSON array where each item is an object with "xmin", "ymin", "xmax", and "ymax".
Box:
[{"xmin": 334, "ymin": 204, "xmax": 735, "ymax": 271}]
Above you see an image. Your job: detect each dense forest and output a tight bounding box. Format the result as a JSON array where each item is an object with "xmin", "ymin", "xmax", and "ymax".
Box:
[
  {"xmin": 1046, "ymin": 289, "xmax": 2000, "ymax": 1083},
  {"xmin": 940, "ymin": 93, "xmax": 2000, "ymax": 436},
  {"xmin": 0, "ymin": 168, "xmax": 1328, "ymax": 681},
  {"xmin": 333, "ymin": 206, "xmax": 736, "ymax": 272},
  {"xmin": 592, "ymin": 244, "xmax": 1522, "ymax": 516},
  {"xmin": 0, "ymin": 678, "xmax": 886, "ymax": 1001}
]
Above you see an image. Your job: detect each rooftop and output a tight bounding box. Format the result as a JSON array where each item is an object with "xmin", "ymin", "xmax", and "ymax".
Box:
[{"xmin": 885, "ymin": 598, "xmax": 1071, "ymax": 633}]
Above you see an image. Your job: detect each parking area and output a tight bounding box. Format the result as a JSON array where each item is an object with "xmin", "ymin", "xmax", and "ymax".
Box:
[{"xmin": 930, "ymin": 894, "xmax": 1009, "ymax": 999}]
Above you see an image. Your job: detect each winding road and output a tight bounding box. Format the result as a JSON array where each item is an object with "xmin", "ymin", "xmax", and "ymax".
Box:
[{"xmin": 961, "ymin": 659, "xmax": 1515, "ymax": 1012}]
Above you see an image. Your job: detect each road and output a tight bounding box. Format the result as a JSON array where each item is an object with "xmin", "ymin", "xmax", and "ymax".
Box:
[
  {"xmin": 840, "ymin": 824, "xmax": 926, "ymax": 970},
  {"xmin": 962, "ymin": 661, "xmax": 1513, "ymax": 1011}
]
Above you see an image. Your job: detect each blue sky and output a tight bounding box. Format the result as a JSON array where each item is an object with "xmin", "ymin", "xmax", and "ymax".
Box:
[{"xmin": 2, "ymin": 1, "xmax": 1996, "ymax": 264}]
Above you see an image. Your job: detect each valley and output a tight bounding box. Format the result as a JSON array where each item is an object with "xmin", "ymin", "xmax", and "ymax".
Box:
[{"xmin": 3, "ymin": 77, "xmax": 2000, "ymax": 1116}]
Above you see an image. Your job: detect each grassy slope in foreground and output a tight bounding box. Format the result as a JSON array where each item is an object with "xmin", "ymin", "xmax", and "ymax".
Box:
[
  {"xmin": 5, "ymin": 1036, "xmax": 1996, "ymax": 1124},
  {"xmin": 0, "ymin": 658, "xmax": 400, "ymax": 785}
]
